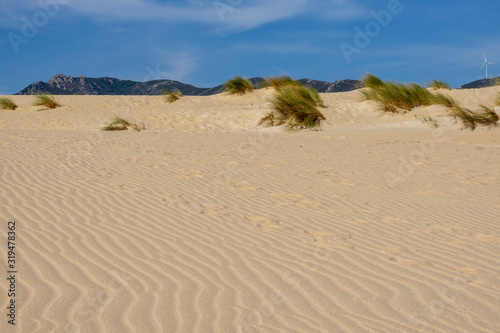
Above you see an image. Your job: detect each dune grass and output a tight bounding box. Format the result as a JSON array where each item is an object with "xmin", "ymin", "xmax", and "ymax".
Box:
[
  {"xmin": 0, "ymin": 97, "xmax": 17, "ymax": 110},
  {"xmin": 432, "ymin": 92, "xmax": 459, "ymax": 108},
  {"xmin": 265, "ymin": 75, "xmax": 303, "ymax": 91},
  {"xmin": 163, "ymin": 89, "xmax": 183, "ymax": 103},
  {"xmin": 260, "ymin": 85, "xmax": 325, "ymax": 130},
  {"xmin": 101, "ymin": 116, "xmax": 144, "ymax": 131},
  {"xmin": 224, "ymin": 76, "xmax": 254, "ymax": 95},
  {"xmin": 360, "ymin": 74, "xmax": 435, "ymax": 112},
  {"xmin": 427, "ymin": 79, "xmax": 451, "ymax": 90},
  {"xmin": 33, "ymin": 93, "xmax": 60, "ymax": 109},
  {"xmin": 496, "ymin": 93, "xmax": 500, "ymax": 106},
  {"xmin": 448, "ymin": 105, "xmax": 499, "ymax": 131}
]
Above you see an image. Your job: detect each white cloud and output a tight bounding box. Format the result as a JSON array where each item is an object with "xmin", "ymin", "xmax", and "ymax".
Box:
[{"xmin": 0, "ymin": 0, "xmax": 366, "ymax": 31}]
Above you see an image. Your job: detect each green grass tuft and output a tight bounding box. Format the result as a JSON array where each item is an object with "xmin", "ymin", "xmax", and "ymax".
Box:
[
  {"xmin": 427, "ymin": 79, "xmax": 451, "ymax": 90},
  {"xmin": 0, "ymin": 97, "xmax": 17, "ymax": 110},
  {"xmin": 33, "ymin": 93, "xmax": 60, "ymax": 109},
  {"xmin": 360, "ymin": 76, "xmax": 434, "ymax": 112},
  {"xmin": 163, "ymin": 89, "xmax": 183, "ymax": 103},
  {"xmin": 101, "ymin": 116, "xmax": 144, "ymax": 131},
  {"xmin": 448, "ymin": 105, "xmax": 499, "ymax": 131},
  {"xmin": 361, "ymin": 73, "xmax": 385, "ymax": 89},
  {"xmin": 260, "ymin": 85, "xmax": 326, "ymax": 130},
  {"xmin": 495, "ymin": 93, "xmax": 500, "ymax": 106},
  {"xmin": 224, "ymin": 76, "xmax": 254, "ymax": 95},
  {"xmin": 265, "ymin": 75, "xmax": 303, "ymax": 91},
  {"xmin": 432, "ymin": 93, "xmax": 459, "ymax": 108}
]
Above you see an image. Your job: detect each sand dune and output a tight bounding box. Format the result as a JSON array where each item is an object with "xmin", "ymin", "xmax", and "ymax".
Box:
[{"xmin": 1, "ymin": 87, "xmax": 500, "ymax": 332}]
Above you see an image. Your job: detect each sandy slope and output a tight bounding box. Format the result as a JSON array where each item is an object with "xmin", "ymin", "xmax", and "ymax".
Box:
[{"xmin": 0, "ymin": 87, "xmax": 500, "ymax": 332}]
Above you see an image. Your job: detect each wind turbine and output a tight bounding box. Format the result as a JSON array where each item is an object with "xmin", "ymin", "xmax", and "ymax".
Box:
[{"xmin": 480, "ymin": 54, "xmax": 494, "ymax": 79}]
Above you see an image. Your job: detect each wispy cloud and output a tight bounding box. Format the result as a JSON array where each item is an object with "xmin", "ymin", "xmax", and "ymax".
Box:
[{"xmin": 1, "ymin": 0, "xmax": 365, "ymax": 32}]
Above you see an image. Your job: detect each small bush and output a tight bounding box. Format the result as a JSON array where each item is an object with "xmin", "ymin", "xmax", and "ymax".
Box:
[
  {"xmin": 495, "ymin": 93, "xmax": 500, "ymax": 106},
  {"xmin": 224, "ymin": 76, "xmax": 254, "ymax": 95},
  {"xmin": 33, "ymin": 93, "xmax": 60, "ymax": 109},
  {"xmin": 265, "ymin": 75, "xmax": 303, "ymax": 91},
  {"xmin": 0, "ymin": 97, "xmax": 17, "ymax": 110},
  {"xmin": 260, "ymin": 85, "xmax": 325, "ymax": 130},
  {"xmin": 427, "ymin": 79, "xmax": 451, "ymax": 90},
  {"xmin": 101, "ymin": 116, "xmax": 144, "ymax": 131},
  {"xmin": 163, "ymin": 89, "xmax": 183, "ymax": 103}
]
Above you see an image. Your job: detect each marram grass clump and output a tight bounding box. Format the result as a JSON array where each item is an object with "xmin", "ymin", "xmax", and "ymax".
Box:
[
  {"xmin": 427, "ymin": 79, "xmax": 451, "ymax": 90},
  {"xmin": 265, "ymin": 75, "xmax": 303, "ymax": 91},
  {"xmin": 260, "ymin": 85, "xmax": 326, "ymax": 130},
  {"xmin": 224, "ymin": 76, "xmax": 254, "ymax": 95},
  {"xmin": 495, "ymin": 93, "xmax": 500, "ymax": 106},
  {"xmin": 163, "ymin": 89, "xmax": 183, "ymax": 103},
  {"xmin": 101, "ymin": 116, "xmax": 145, "ymax": 131},
  {"xmin": 360, "ymin": 74, "xmax": 435, "ymax": 112},
  {"xmin": 33, "ymin": 93, "xmax": 60, "ymax": 109},
  {"xmin": 432, "ymin": 92, "xmax": 459, "ymax": 108},
  {"xmin": 0, "ymin": 97, "xmax": 17, "ymax": 110},
  {"xmin": 448, "ymin": 105, "xmax": 499, "ymax": 131}
]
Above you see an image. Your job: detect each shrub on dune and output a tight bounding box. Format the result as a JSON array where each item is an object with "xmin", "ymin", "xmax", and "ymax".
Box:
[
  {"xmin": 427, "ymin": 79, "xmax": 451, "ymax": 90},
  {"xmin": 265, "ymin": 75, "xmax": 303, "ymax": 91},
  {"xmin": 224, "ymin": 76, "xmax": 254, "ymax": 95},
  {"xmin": 361, "ymin": 73, "xmax": 385, "ymax": 89},
  {"xmin": 361, "ymin": 74, "xmax": 439, "ymax": 112},
  {"xmin": 0, "ymin": 97, "xmax": 17, "ymax": 110},
  {"xmin": 448, "ymin": 105, "xmax": 499, "ymax": 131},
  {"xmin": 260, "ymin": 85, "xmax": 325, "ymax": 130},
  {"xmin": 101, "ymin": 116, "xmax": 144, "ymax": 131},
  {"xmin": 34, "ymin": 93, "xmax": 60, "ymax": 109},
  {"xmin": 163, "ymin": 89, "xmax": 183, "ymax": 103}
]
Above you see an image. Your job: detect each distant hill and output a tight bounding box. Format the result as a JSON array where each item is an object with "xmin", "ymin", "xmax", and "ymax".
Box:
[
  {"xmin": 458, "ymin": 77, "xmax": 500, "ymax": 89},
  {"xmin": 17, "ymin": 74, "xmax": 362, "ymax": 96}
]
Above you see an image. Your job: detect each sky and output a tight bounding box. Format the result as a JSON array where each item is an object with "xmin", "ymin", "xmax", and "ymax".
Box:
[{"xmin": 1, "ymin": 0, "xmax": 499, "ymax": 94}]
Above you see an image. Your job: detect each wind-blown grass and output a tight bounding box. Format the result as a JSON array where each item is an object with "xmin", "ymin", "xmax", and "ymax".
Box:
[
  {"xmin": 448, "ymin": 105, "xmax": 499, "ymax": 131},
  {"xmin": 101, "ymin": 116, "xmax": 144, "ymax": 131},
  {"xmin": 361, "ymin": 73, "xmax": 385, "ymax": 89},
  {"xmin": 163, "ymin": 89, "xmax": 183, "ymax": 103},
  {"xmin": 361, "ymin": 76, "xmax": 434, "ymax": 112},
  {"xmin": 224, "ymin": 76, "xmax": 254, "ymax": 95},
  {"xmin": 0, "ymin": 97, "xmax": 17, "ymax": 110},
  {"xmin": 33, "ymin": 93, "xmax": 60, "ymax": 109},
  {"xmin": 427, "ymin": 79, "xmax": 451, "ymax": 90},
  {"xmin": 495, "ymin": 93, "xmax": 500, "ymax": 106},
  {"xmin": 260, "ymin": 85, "xmax": 325, "ymax": 130},
  {"xmin": 432, "ymin": 93, "xmax": 459, "ymax": 108},
  {"xmin": 265, "ymin": 75, "xmax": 303, "ymax": 91}
]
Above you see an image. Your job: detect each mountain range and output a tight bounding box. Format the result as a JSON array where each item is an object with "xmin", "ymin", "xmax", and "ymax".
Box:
[
  {"xmin": 16, "ymin": 74, "xmax": 500, "ymax": 96},
  {"xmin": 17, "ymin": 74, "xmax": 362, "ymax": 96}
]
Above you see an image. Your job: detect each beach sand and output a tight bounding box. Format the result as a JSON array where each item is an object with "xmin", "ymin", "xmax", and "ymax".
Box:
[{"xmin": 1, "ymin": 87, "xmax": 500, "ymax": 332}]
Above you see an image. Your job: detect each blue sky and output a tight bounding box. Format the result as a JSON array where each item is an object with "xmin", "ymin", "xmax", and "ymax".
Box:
[{"xmin": 1, "ymin": 0, "xmax": 499, "ymax": 94}]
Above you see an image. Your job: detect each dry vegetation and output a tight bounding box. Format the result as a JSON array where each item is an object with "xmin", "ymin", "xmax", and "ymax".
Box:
[
  {"xmin": 164, "ymin": 89, "xmax": 183, "ymax": 103},
  {"xmin": 34, "ymin": 93, "xmax": 60, "ymax": 109},
  {"xmin": 361, "ymin": 74, "xmax": 499, "ymax": 130},
  {"xmin": 101, "ymin": 116, "xmax": 145, "ymax": 131},
  {"xmin": 0, "ymin": 97, "xmax": 17, "ymax": 110}
]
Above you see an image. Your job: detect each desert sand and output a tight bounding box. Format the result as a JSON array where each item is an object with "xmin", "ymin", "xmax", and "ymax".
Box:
[{"xmin": 1, "ymin": 86, "xmax": 500, "ymax": 332}]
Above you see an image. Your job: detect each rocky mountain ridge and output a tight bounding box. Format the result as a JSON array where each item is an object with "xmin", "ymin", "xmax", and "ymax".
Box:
[{"xmin": 17, "ymin": 74, "xmax": 362, "ymax": 96}]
